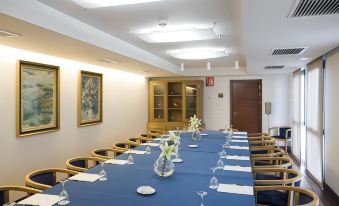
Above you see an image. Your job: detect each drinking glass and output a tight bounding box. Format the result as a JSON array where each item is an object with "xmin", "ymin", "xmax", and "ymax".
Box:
[
  {"xmin": 173, "ymin": 142, "xmax": 183, "ymax": 162},
  {"xmin": 145, "ymin": 145, "xmax": 151, "ymax": 154},
  {"xmin": 209, "ymin": 167, "xmax": 219, "ymax": 189},
  {"xmin": 58, "ymin": 180, "xmax": 70, "ymax": 205},
  {"xmin": 127, "ymin": 149, "xmax": 134, "ymax": 164},
  {"xmin": 197, "ymin": 191, "xmax": 207, "ymax": 206},
  {"xmin": 99, "ymin": 162, "xmax": 108, "ymax": 181}
]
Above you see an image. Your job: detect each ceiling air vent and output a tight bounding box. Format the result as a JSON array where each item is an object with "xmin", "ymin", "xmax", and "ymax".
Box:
[
  {"xmin": 289, "ymin": 0, "xmax": 339, "ymax": 18},
  {"xmin": 272, "ymin": 47, "xmax": 307, "ymax": 55},
  {"xmin": 264, "ymin": 65, "xmax": 285, "ymax": 70},
  {"xmin": 0, "ymin": 29, "xmax": 20, "ymax": 38}
]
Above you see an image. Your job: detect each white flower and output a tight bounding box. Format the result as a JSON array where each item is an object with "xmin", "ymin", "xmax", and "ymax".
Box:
[
  {"xmin": 159, "ymin": 142, "xmax": 176, "ymax": 160},
  {"xmin": 189, "ymin": 114, "xmax": 202, "ymax": 130}
]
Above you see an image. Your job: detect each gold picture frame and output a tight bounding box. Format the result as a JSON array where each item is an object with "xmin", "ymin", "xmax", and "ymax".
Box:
[
  {"xmin": 16, "ymin": 60, "xmax": 60, "ymax": 137},
  {"xmin": 78, "ymin": 70, "xmax": 103, "ymax": 127}
]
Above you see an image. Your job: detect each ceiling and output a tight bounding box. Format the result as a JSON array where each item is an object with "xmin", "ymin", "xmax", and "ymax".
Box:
[{"xmin": 0, "ymin": 0, "xmax": 339, "ymax": 76}]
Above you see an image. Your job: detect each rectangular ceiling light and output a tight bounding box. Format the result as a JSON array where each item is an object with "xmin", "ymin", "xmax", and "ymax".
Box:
[
  {"xmin": 72, "ymin": 0, "xmax": 163, "ymax": 9},
  {"xmin": 131, "ymin": 24, "xmax": 218, "ymax": 43},
  {"xmin": 167, "ymin": 48, "xmax": 228, "ymax": 60},
  {"xmin": 0, "ymin": 29, "xmax": 20, "ymax": 38}
]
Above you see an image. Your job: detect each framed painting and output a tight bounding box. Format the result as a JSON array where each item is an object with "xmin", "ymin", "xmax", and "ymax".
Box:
[
  {"xmin": 78, "ymin": 70, "xmax": 103, "ymax": 127},
  {"xmin": 17, "ymin": 60, "xmax": 60, "ymax": 137}
]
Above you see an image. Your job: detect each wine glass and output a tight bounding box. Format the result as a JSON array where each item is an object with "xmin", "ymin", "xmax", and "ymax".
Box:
[
  {"xmin": 224, "ymin": 138, "xmax": 231, "ymax": 149},
  {"xmin": 99, "ymin": 162, "xmax": 108, "ymax": 181},
  {"xmin": 58, "ymin": 180, "xmax": 70, "ymax": 205},
  {"xmin": 145, "ymin": 145, "xmax": 151, "ymax": 154},
  {"xmin": 197, "ymin": 191, "xmax": 207, "ymax": 206},
  {"xmin": 173, "ymin": 142, "xmax": 183, "ymax": 162},
  {"xmin": 209, "ymin": 167, "xmax": 219, "ymax": 189},
  {"xmin": 217, "ymin": 146, "xmax": 225, "ymax": 169},
  {"xmin": 127, "ymin": 149, "xmax": 134, "ymax": 164}
]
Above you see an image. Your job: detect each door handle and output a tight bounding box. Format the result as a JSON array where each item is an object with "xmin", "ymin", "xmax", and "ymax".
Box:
[{"xmin": 233, "ymin": 112, "xmax": 239, "ymax": 117}]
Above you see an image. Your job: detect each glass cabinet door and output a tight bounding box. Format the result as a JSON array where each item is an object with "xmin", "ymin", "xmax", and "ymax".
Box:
[
  {"xmin": 167, "ymin": 82, "xmax": 183, "ymax": 122},
  {"xmin": 184, "ymin": 83, "xmax": 200, "ymax": 120},
  {"xmin": 150, "ymin": 82, "xmax": 167, "ymax": 121}
]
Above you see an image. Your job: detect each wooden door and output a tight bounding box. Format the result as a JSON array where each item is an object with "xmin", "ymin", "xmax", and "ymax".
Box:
[{"xmin": 230, "ymin": 80, "xmax": 262, "ymax": 133}]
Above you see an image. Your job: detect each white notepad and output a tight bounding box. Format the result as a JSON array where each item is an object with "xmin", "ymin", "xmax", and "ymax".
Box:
[
  {"xmin": 234, "ymin": 131, "xmax": 248, "ymax": 135},
  {"xmin": 231, "ymin": 139, "xmax": 248, "ymax": 143},
  {"xmin": 69, "ymin": 173, "xmax": 102, "ymax": 182},
  {"xmin": 232, "ymin": 135, "xmax": 247, "ymax": 139},
  {"xmin": 141, "ymin": 143, "xmax": 160, "ymax": 147},
  {"xmin": 18, "ymin": 194, "xmax": 63, "ymax": 206},
  {"xmin": 105, "ymin": 159, "xmax": 129, "ymax": 165},
  {"xmin": 230, "ymin": 146, "xmax": 249, "ymax": 150},
  {"xmin": 226, "ymin": 155, "xmax": 250, "ymax": 161},
  {"xmin": 217, "ymin": 184, "xmax": 253, "ymax": 195},
  {"xmin": 125, "ymin": 150, "xmax": 147, "ymax": 155},
  {"xmin": 223, "ymin": 165, "xmax": 252, "ymax": 172},
  {"xmin": 200, "ymin": 133, "xmax": 208, "ymax": 136}
]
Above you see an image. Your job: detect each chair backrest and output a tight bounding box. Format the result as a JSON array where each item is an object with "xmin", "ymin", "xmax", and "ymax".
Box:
[
  {"xmin": 251, "ymin": 148, "xmax": 285, "ymax": 158},
  {"xmin": 0, "ymin": 186, "xmax": 41, "ymax": 205},
  {"xmin": 127, "ymin": 138, "xmax": 142, "ymax": 145},
  {"xmin": 253, "ymin": 168, "xmax": 302, "ymax": 187},
  {"xmin": 112, "ymin": 142, "xmax": 138, "ymax": 151},
  {"xmin": 91, "ymin": 148, "xmax": 124, "ymax": 160},
  {"xmin": 254, "ymin": 186, "xmax": 319, "ymax": 206},
  {"xmin": 279, "ymin": 127, "xmax": 292, "ymax": 138},
  {"xmin": 66, "ymin": 157, "xmax": 105, "ymax": 172},
  {"xmin": 25, "ymin": 168, "xmax": 78, "ymax": 190},
  {"xmin": 249, "ymin": 137, "xmax": 276, "ymax": 147},
  {"xmin": 248, "ymin": 133, "xmax": 270, "ymax": 137},
  {"xmin": 251, "ymin": 156, "xmax": 293, "ymax": 169}
]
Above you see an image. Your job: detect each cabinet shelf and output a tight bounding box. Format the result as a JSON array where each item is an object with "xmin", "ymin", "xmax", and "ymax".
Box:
[{"xmin": 168, "ymin": 108, "xmax": 182, "ymax": 110}]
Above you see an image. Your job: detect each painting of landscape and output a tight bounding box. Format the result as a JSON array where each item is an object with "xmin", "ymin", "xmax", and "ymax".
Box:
[
  {"xmin": 18, "ymin": 61, "xmax": 59, "ymax": 136},
  {"xmin": 79, "ymin": 71, "xmax": 102, "ymax": 126}
]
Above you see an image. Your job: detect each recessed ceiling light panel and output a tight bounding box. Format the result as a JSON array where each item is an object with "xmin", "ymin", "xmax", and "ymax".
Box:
[
  {"xmin": 0, "ymin": 29, "xmax": 20, "ymax": 38},
  {"xmin": 167, "ymin": 48, "xmax": 228, "ymax": 60},
  {"xmin": 72, "ymin": 0, "xmax": 163, "ymax": 9},
  {"xmin": 97, "ymin": 58, "xmax": 118, "ymax": 64},
  {"xmin": 131, "ymin": 23, "xmax": 218, "ymax": 43}
]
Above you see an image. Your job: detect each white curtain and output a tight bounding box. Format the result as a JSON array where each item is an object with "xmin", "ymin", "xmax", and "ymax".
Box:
[
  {"xmin": 292, "ymin": 69, "xmax": 301, "ymax": 163},
  {"xmin": 306, "ymin": 57, "xmax": 324, "ymax": 185}
]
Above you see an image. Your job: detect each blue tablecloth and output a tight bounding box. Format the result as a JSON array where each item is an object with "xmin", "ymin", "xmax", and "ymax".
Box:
[{"xmin": 41, "ymin": 131, "xmax": 256, "ymax": 206}]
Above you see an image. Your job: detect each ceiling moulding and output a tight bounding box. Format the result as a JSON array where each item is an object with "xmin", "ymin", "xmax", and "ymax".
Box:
[{"xmin": 0, "ymin": 0, "xmax": 179, "ymax": 74}]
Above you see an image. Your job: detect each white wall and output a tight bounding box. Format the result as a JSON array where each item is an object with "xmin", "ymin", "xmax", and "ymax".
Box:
[
  {"xmin": 0, "ymin": 45, "xmax": 148, "ymax": 185},
  {"xmin": 325, "ymin": 47, "xmax": 339, "ymax": 195},
  {"xmin": 203, "ymin": 75, "xmax": 292, "ymax": 131}
]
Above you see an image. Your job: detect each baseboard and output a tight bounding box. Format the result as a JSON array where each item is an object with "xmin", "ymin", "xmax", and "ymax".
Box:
[
  {"xmin": 323, "ymin": 182, "xmax": 339, "ymax": 202},
  {"xmin": 289, "ymin": 153, "xmax": 301, "ymax": 167}
]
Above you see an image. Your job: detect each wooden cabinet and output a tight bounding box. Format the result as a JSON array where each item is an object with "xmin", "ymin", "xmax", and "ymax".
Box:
[{"xmin": 148, "ymin": 80, "xmax": 203, "ymax": 131}]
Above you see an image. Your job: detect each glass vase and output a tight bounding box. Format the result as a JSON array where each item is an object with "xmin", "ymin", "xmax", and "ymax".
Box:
[
  {"xmin": 192, "ymin": 129, "xmax": 201, "ymax": 141},
  {"xmin": 154, "ymin": 156, "xmax": 175, "ymax": 177}
]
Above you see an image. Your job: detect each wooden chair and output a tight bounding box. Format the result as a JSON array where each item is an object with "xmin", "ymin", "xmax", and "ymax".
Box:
[
  {"xmin": 25, "ymin": 168, "xmax": 78, "ymax": 190},
  {"xmin": 254, "ymin": 186, "xmax": 319, "ymax": 206},
  {"xmin": 112, "ymin": 142, "xmax": 138, "ymax": 151},
  {"xmin": 138, "ymin": 134, "xmax": 151, "ymax": 143},
  {"xmin": 269, "ymin": 126, "xmax": 292, "ymax": 154},
  {"xmin": 252, "ymin": 156, "xmax": 293, "ymax": 169},
  {"xmin": 253, "ymin": 168, "xmax": 302, "ymax": 187},
  {"xmin": 91, "ymin": 148, "xmax": 125, "ymax": 160},
  {"xmin": 248, "ymin": 136, "xmax": 275, "ymax": 149},
  {"xmin": 126, "ymin": 137, "xmax": 143, "ymax": 145},
  {"xmin": 0, "ymin": 186, "xmax": 41, "ymax": 205},
  {"xmin": 248, "ymin": 133, "xmax": 269, "ymax": 137},
  {"xmin": 66, "ymin": 157, "xmax": 106, "ymax": 172},
  {"xmin": 251, "ymin": 148, "xmax": 285, "ymax": 158}
]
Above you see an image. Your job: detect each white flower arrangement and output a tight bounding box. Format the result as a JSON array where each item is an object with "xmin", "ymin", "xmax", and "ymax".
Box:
[
  {"xmin": 159, "ymin": 142, "xmax": 176, "ymax": 160},
  {"xmin": 189, "ymin": 115, "xmax": 202, "ymax": 131}
]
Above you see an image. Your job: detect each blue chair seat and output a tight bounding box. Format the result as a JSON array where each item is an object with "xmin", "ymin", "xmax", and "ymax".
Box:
[
  {"xmin": 272, "ymin": 135, "xmax": 291, "ymax": 140},
  {"xmin": 256, "ymin": 173, "xmax": 281, "ymax": 181},
  {"xmin": 0, "ymin": 191, "xmax": 4, "ymax": 205},
  {"xmin": 257, "ymin": 190, "xmax": 313, "ymax": 206}
]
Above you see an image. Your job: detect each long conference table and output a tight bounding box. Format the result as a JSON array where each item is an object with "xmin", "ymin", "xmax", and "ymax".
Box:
[{"xmin": 31, "ymin": 130, "xmax": 256, "ymax": 206}]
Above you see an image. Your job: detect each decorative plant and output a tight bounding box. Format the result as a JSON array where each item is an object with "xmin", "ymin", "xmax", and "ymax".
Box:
[
  {"xmin": 159, "ymin": 142, "xmax": 176, "ymax": 176},
  {"xmin": 189, "ymin": 114, "xmax": 202, "ymax": 131}
]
